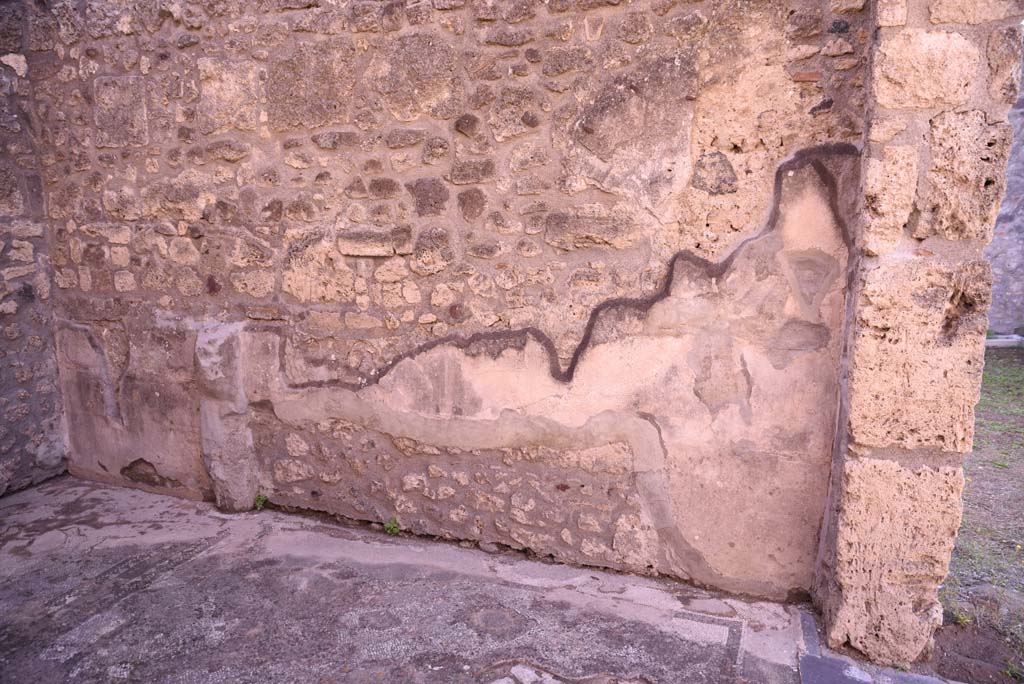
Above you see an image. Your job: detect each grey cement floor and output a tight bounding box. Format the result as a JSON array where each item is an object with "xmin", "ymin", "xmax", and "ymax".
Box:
[{"xmin": 0, "ymin": 477, "xmax": 958, "ymax": 684}]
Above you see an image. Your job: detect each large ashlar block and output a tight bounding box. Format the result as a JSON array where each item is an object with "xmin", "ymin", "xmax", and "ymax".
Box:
[
  {"xmin": 821, "ymin": 457, "xmax": 963, "ymax": 666},
  {"xmin": 989, "ymin": 25, "xmax": 1024, "ymax": 105},
  {"xmin": 266, "ymin": 41, "xmax": 359, "ymax": 131},
  {"xmin": 93, "ymin": 76, "xmax": 147, "ymax": 148},
  {"xmin": 847, "ymin": 259, "xmax": 989, "ymax": 453},
  {"xmin": 929, "ymin": 0, "xmax": 1021, "ymax": 24},
  {"xmin": 919, "ymin": 110, "xmax": 1012, "ymax": 242},
  {"xmin": 196, "ymin": 58, "xmax": 261, "ymax": 134},
  {"xmin": 873, "ymin": 30, "xmax": 978, "ymax": 110},
  {"xmin": 863, "ymin": 145, "xmax": 918, "ymax": 256}
]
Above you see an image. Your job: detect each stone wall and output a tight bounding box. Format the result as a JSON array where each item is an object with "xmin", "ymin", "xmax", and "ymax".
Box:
[
  {"xmin": 813, "ymin": 0, "xmax": 1024, "ymax": 666},
  {"xmin": 989, "ymin": 85, "xmax": 1024, "ymax": 336},
  {"xmin": 4, "ymin": 0, "xmax": 1021, "ymax": 668},
  {"xmin": 0, "ymin": 4, "xmax": 66, "ymax": 496}
]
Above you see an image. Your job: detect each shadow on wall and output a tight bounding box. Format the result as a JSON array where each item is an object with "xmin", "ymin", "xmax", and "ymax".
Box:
[{"xmin": 988, "ymin": 85, "xmax": 1024, "ymax": 335}]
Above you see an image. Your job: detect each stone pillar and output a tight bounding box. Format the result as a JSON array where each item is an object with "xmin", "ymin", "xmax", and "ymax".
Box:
[{"xmin": 814, "ymin": 0, "xmax": 1024, "ymax": 666}]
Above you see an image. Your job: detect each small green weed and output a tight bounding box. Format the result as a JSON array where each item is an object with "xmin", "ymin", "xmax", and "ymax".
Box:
[
  {"xmin": 951, "ymin": 608, "xmax": 973, "ymax": 627},
  {"xmin": 384, "ymin": 518, "xmax": 400, "ymax": 535},
  {"xmin": 254, "ymin": 493, "xmax": 268, "ymax": 511}
]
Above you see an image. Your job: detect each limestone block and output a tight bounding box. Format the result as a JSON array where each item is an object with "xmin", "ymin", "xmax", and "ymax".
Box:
[
  {"xmin": 197, "ymin": 59, "xmax": 261, "ymax": 134},
  {"xmin": 863, "ymin": 146, "xmax": 918, "ymax": 256},
  {"xmin": 929, "ymin": 0, "xmax": 1021, "ymax": 24},
  {"xmin": 201, "ymin": 407, "xmax": 257, "ymax": 512},
  {"xmin": 848, "ymin": 259, "xmax": 989, "ymax": 453},
  {"xmin": 873, "ymin": 30, "xmax": 978, "ymax": 110},
  {"xmin": 267, "ymin": 42, "xmax": 358, "ymax": 131},
  {"xmin": 0, "ymin": 168, "xmax": 24, "ymax": 216},
  {"xmin": 93, "ymin": 76, "xmax": 147, "ymax": 148},
  {"xmin": 196, "ymin": 326, "xmax": 257, "ymax": 512},
  {"xmin": 877, "ymin": 0, "xmax": 908, "ymax": 27},
  {"xmin": 282, "ymin": 240, "xmax": 356, "ymax": 303},
  {"xmin": 824, "ymin": 458, "xmax": 963, "ymax": 666},
  {"xmin": 988, "ymin": 25, "xmax": 1024, "ymax": 106},
  {"xmin": 366, "ymin": 32, "xmax": 463, "ymax": 121},
  {"xmin": 920, "ymin": 110, "xmax": 1012, "ymax": 242}
]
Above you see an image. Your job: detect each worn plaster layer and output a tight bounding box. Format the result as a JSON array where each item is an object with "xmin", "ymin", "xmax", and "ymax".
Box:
[{"xmin": 59, "ymin": 147, "xmax": 859, "ymax": 600}]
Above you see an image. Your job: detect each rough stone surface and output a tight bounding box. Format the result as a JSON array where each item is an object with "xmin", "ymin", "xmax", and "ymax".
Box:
[
  {"xmin": 4, "ymin": 0, "xmax": 1023, "ymax": 670},
  {"xmin": 847, "ymin": 259, "xmax": 990, "ymax": 454},
  {"xmin": 929, "ymin": 0, "xmax": 1022, "ymax": 24},
  {"xmin": 0, "ymin": 33, "xmax": 66, "ymax": 497},
  {"xmin": 919, "ymin": 110, "xmax": 1012, "ymax": 242},
  {"xmin": 822, "ymin": 458, "xmax": 963, "ymax": 666},
  {"xmin": 873, "ymin": 30, "xmax": 979, "ymax": 109},
  {"xmin": 863, "ymin": 146, "xmax": 918, "ymax": 256},
  {"xmin": 815, "ymin": 13, "xmax": 1024, "ymax": 665}
]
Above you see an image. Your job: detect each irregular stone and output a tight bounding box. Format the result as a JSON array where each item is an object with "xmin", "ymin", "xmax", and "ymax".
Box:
[
  {"xmin": 543, "ymin": 212, "xmax": 633, "ymax": 251},
  {"xmin": 0, "ymin": 168, "xmax": 24, "ymax": 216},
  {"xmin": 454, "ymin": 113, "xmax": 480, "ymax": 138},
  {"xmin": 691, "ymin": 152, "xmax": 738, "ymax": 195},
  {"xmin": 405, "ymin": 178, "xmax": 450, "ymax": 216},
  {"xmin": 1, "ymin": 54, "xmax": 27, "ymax": 78},
  {"xmin": 488, "ymin": 87, "xmax": 542, "ymax": 142},
  {"xmin": 337, "ymin": 227, "xmax": 398, "ymax": 257},
  {"xmin": 367, "ymin": 178, "xmax": 401, "ymax": 199},
  {"xmin": 225, "ymin": 269, "xmax": 272, "ymax": 297},
  {"xmin": 385, "ymin": 128, "xmax": 427, "ymax": 148},
  {"xmin": 205, "ymin": 140, "xmax": 251, "ymax": 163},
  {"xmin": 542, "ymin": 46, "xmax": 592, "ymax": 77},
  {"xmin": 457, "ymin": 188, "xmax": 486, "ymax": 220},
  {"xmin": 0, "ymin": 5, "xmax": 24, "ymax": 52},
  {"xmin": 449, "ymin": 159, "xmax": 495, "ymax": 185},
  {"xmin": 410, "ymin": 227, "xmax": 453, "ymax": 275},
  {"xmin": 423, "ymin": 137, "xmax": 450, "ymax": 165},
  {"xmin": 483, "ymin": 27, "xmax": 533, "ymax": 47},
  {"xmin": 565, "ymin": 49, "xmax": 698, "ymax": 209},
  {"xmin": 617, "ymin": 11, "xmax": 652, "ymax": 44},
  {"xmin": 313, "ymin": 131, "xmax": 360, "ymax": 150},
  {"xmin": 282, "ymin": 239, "xmax": 356, "ymax": 303},
  {"xmin": 274, "ymin": 459, "xmax": 315, "ymax": 483}
]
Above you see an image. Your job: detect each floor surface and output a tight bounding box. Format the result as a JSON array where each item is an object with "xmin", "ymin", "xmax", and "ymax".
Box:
[{"xmin": 0, "ymin": 477, "xmax": 959, "ymax": 684}]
